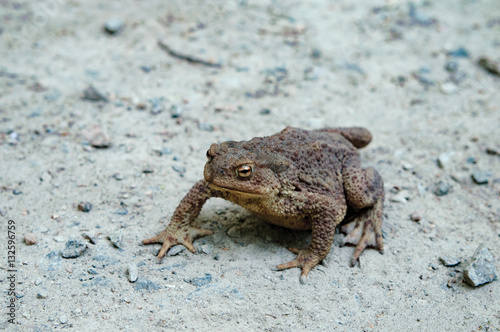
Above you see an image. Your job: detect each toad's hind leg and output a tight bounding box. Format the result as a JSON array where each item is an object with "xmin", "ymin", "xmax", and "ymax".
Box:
[{"xmin": 341, "ymin": 166, "xmax": 384, "ymax": 267}]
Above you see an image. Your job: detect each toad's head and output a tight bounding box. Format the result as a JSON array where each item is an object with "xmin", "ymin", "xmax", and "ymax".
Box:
[{"xmin": 204, "ymin": 140, "xmax": 289, "ymax": 196}]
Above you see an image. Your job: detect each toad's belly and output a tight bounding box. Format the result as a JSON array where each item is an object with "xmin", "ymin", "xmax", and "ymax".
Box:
[{"xmin": 251, "ymin": 211, "xmax": 312, "ymax": 230}]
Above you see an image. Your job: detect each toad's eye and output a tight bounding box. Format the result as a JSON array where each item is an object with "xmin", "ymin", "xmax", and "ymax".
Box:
[
  {"xmin": 206, "ymin": 150, "xmax": 213, "ymax": 161},
  {"xmin": 236, "ymin": 165, "xmax": 253, "ymax": 179}
]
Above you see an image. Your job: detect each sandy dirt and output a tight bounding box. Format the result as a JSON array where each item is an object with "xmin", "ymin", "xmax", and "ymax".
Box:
[{"xmin": 1, "ymin": 0, "xmax": 499, "ymax": 331}]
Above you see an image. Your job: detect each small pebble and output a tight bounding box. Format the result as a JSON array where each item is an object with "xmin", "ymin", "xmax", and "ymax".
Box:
[
  {"xmin": 471, "ymin": 171, "xmax": 489, "ymax": 185},
  {"xmin": 169, "ymin": 105, "xmax": 182, "ymax": 118},
  {"xmin": 8, "ymin": 132, "xmax": 18, "ymax": 145},
  {"xmin": 433, "ymin": 181, "xmax": 450, "ymax": 196},
  {"xmin": 437, "ymin": 152, "xmax": 451, "ymax": 169},
  {"xmin": 389, "ymin": 191, "xmax": 409, "ymax": 203},
  {"xmin": 184, "ymin": 273, "xmax": 212, "ymax": 288},
  {"xmin": 127, "ymin": 263, "xmax": 139, "ymax": 282},
  {"xmin": 142, "ymin": 165, "xmax": 155, "ymax": 174},
  {"xmin": 486, "ymin": 147, "xmax": 499, "ymax": 156},
  {"xmin": 81, "ymin": 124, "xmax": 111, "ymax": 148},
  {"xmin": 166, "ymin": 245, "xmax": 186, "ymax": 256},
  {"xmin": 447, "ymin": 47, "xmax": 469, "ymax": 58},
  {"xmin": 108, "ymin": 231, "xmax": 123, "ymax": 248},
  {"xmin": 134, "ymin": 278, "xmax": 161, "ymax": 291},
  {"xmin": 466, "ymin": 157, "xmax": 477, "ymax": 164},
  {"xmin": 463, "ymin": 244, "xmax": 497, "ymax": 287},
  {"xmin": 82, "ymin": 85, "xmax": 108, "ymax": 102},
  {"xmin": 200, "ymin": 244, "xmax": 212, "ymax": 254},
  {"xmin": 401, "ymin": 161, "xmax": 413, "ymax": 170},
  {"xmin": 77, "ymin": 202, "xmax": 92, "ymax": 212},
  {"xmin": 53, "ymin": 236, "xmax": 66, "ymax": 243},
  {"xmin": 172, "ymin": 165, "xmax": 186, "ymax": 175},
  {"xmin": 259, "ymin": 108, "xmax": 271, "ymax": 115},
  {"xmin": 35, "ymin": 278, "xmax": 42, "ymax": 286},
  {"xmin": 61, "ymin": 239, "xmax": 88, "ymax": 258},
  {"xmin": 13, "ymin": 189, "xmax": 22, "ymax": 195},
  {"xmin": 410, "ymin": 212, "xmax": 421, "ymax": 222},
  {"xmin": 59, "ymin": 315, "xmax": 68, "ymax": 324},
  {"xmin": 37, "ymin": 291, "xmax": 49, "ymax": 299},
  {"xmin": 477, "ymin": 56, "xmax": 500, "ymax": 76},
  {"xmin": 104, "ymin": 18, "xmax": 124, "ymax": 35},
  {"xmin": 311, "ymin": 49, "xmax": 321, "ymax": 59},
  {"xmin": 112, "ymin": 173, "xmax": 124, "ymax": 181},
  {"xmin": 24, "ymin": 233, "xmax": 37, "ymax": 245},
  {"xmin": 439, "ymin": 82, "xmax": 457, "ymax": 95},
  {"xmin": 439, "ymin": 256, "xmax": 461, "ymax": 267},
  {"xmin": 88, "ymin": 268, "xmax": 98, "ymax": 275},
  {"xmin": 82, "ymin": 233, "xmax": 96, "ymax": 244}
]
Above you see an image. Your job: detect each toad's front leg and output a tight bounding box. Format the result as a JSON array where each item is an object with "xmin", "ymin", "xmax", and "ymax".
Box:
[
  {"xmin": 277, "ymin": 196, "xmax": 347, "ymax": 284},
  {"xmin": 143, "ymin": 180, "xmax": 215, "ymax": 261}
]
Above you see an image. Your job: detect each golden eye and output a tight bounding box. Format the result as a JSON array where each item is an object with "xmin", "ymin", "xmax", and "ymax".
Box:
[
  {"xmin": 236, "ymin": 165, "xmax": 253, "ymax": 178},
  {"xmin": 206, "ymin": 150, "xmax": 212, "ymax": 161}
]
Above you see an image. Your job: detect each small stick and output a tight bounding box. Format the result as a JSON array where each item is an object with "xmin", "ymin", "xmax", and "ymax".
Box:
[{"xmin": 158, "ymin": 40, "xmax": 222, "ymax": 68}]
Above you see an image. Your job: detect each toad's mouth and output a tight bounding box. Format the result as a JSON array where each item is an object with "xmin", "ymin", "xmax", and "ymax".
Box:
[{"xmin": 206, "ymin": 181, "xmax": 270, "ymax": 197}]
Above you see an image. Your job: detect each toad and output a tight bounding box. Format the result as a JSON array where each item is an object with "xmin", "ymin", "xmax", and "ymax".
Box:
[{"xmin": 143, "ymin": 127, "xmax": 384, "ymax": 283}]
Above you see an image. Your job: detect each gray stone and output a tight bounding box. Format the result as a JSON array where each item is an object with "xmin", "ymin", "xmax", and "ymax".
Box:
[
  {"xmin": 439, "ymin": 82, "xmax": 457, "ymax": 95},
  {"xmin": 127, "ymin": 263, "xmax": 138, "ymax": 282},
  {"xmin": 77, "ymin": 201, "xmax": 92, "ymax": 212},
  {"xmin": 134, "ymin": 278, "xmax": 161, "ymax": 291},
  {"xmin": 437, "ymin": 152, "xmax": 451, "ymax": 169},
  {"xmin": 172, "ymin": 165, "xmax": 186, "ymax": 175},
  {"xmin": 463, "ymin": 244, "xmax": 497, "ymax": 287},
  {"xmin": 471, "ymin": 171, "xmax": 489, "ymax": 185},
  {"xmin": 104, "ymin": 18, "xmax": 124, "ymax": 35},
  {"xmin": 169, "ymin": 104, "xmax": 183, "ymax": 118},
  {"xmin": 81, "ymin": 123, "xmax": 111, "ymax": 148},
  {"xmin": 37, "ymin": 290, "xmax": 48, "ymax": 299},
  {"xmin": 200, "ymin": 244, "xmax": 212, "ymax": 254},
  {"xmin": 439, "ymin": 256, "xmax": 461, "ymax": 267},
  {"xmin": 433, "ymin": 181, "xmax": 450, "ymax": 196},
  {"xmin": 166, "ymin": 245, "xmax": 186, "ymax": 256},
  {"xmin": 61, "ymin": 239, "xmax": 87, "ymax": 258},
  {"xmin": 82, "ymin": 85, "xmax": 108, "ymax": 102},
  {"xmin": 184, "ymin": 273, "xmax": 212, "ymax": 287},
  {"xmin": 108, "ymin": 231, "xmax": 124, "ymax": 248}
]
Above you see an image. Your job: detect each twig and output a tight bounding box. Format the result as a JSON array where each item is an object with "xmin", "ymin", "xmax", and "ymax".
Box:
[{"xmin": 158, "ymin": 40, "xmax": 222, "ymax": 68}]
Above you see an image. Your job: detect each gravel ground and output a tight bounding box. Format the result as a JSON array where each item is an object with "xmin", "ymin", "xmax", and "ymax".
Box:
[{"xmin": 1, "ymin": 0, "xmax": 499, "ymax": 331}]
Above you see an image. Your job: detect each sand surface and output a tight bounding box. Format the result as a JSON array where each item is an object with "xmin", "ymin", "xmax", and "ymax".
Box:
[{"xmin": 1, "ymin": 0, "xmax": 499, "ymax": 331}]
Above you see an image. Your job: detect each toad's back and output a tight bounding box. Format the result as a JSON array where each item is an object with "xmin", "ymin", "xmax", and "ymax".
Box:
[{"xmin": 241, "ymin": 127, "xmax": 372, "ymax": 158}]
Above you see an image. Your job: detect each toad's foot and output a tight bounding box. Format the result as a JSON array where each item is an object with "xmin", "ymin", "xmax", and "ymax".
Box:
[
  {"xmin": 340, "ymin": 199, "xmax": 384, "ymax": 267},
  {"xmin": 143, "ymin": 226, "xmax": 213, "ymax": 261},
  {"xmin": 276, "ymin": 247, "xmax": 324, "ymax": 284}
]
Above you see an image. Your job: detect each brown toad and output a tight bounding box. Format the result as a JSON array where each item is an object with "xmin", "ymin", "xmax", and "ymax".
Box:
[{"xmin": 144, "ymin": 127, "xmax": 384, "ymax": 283}]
